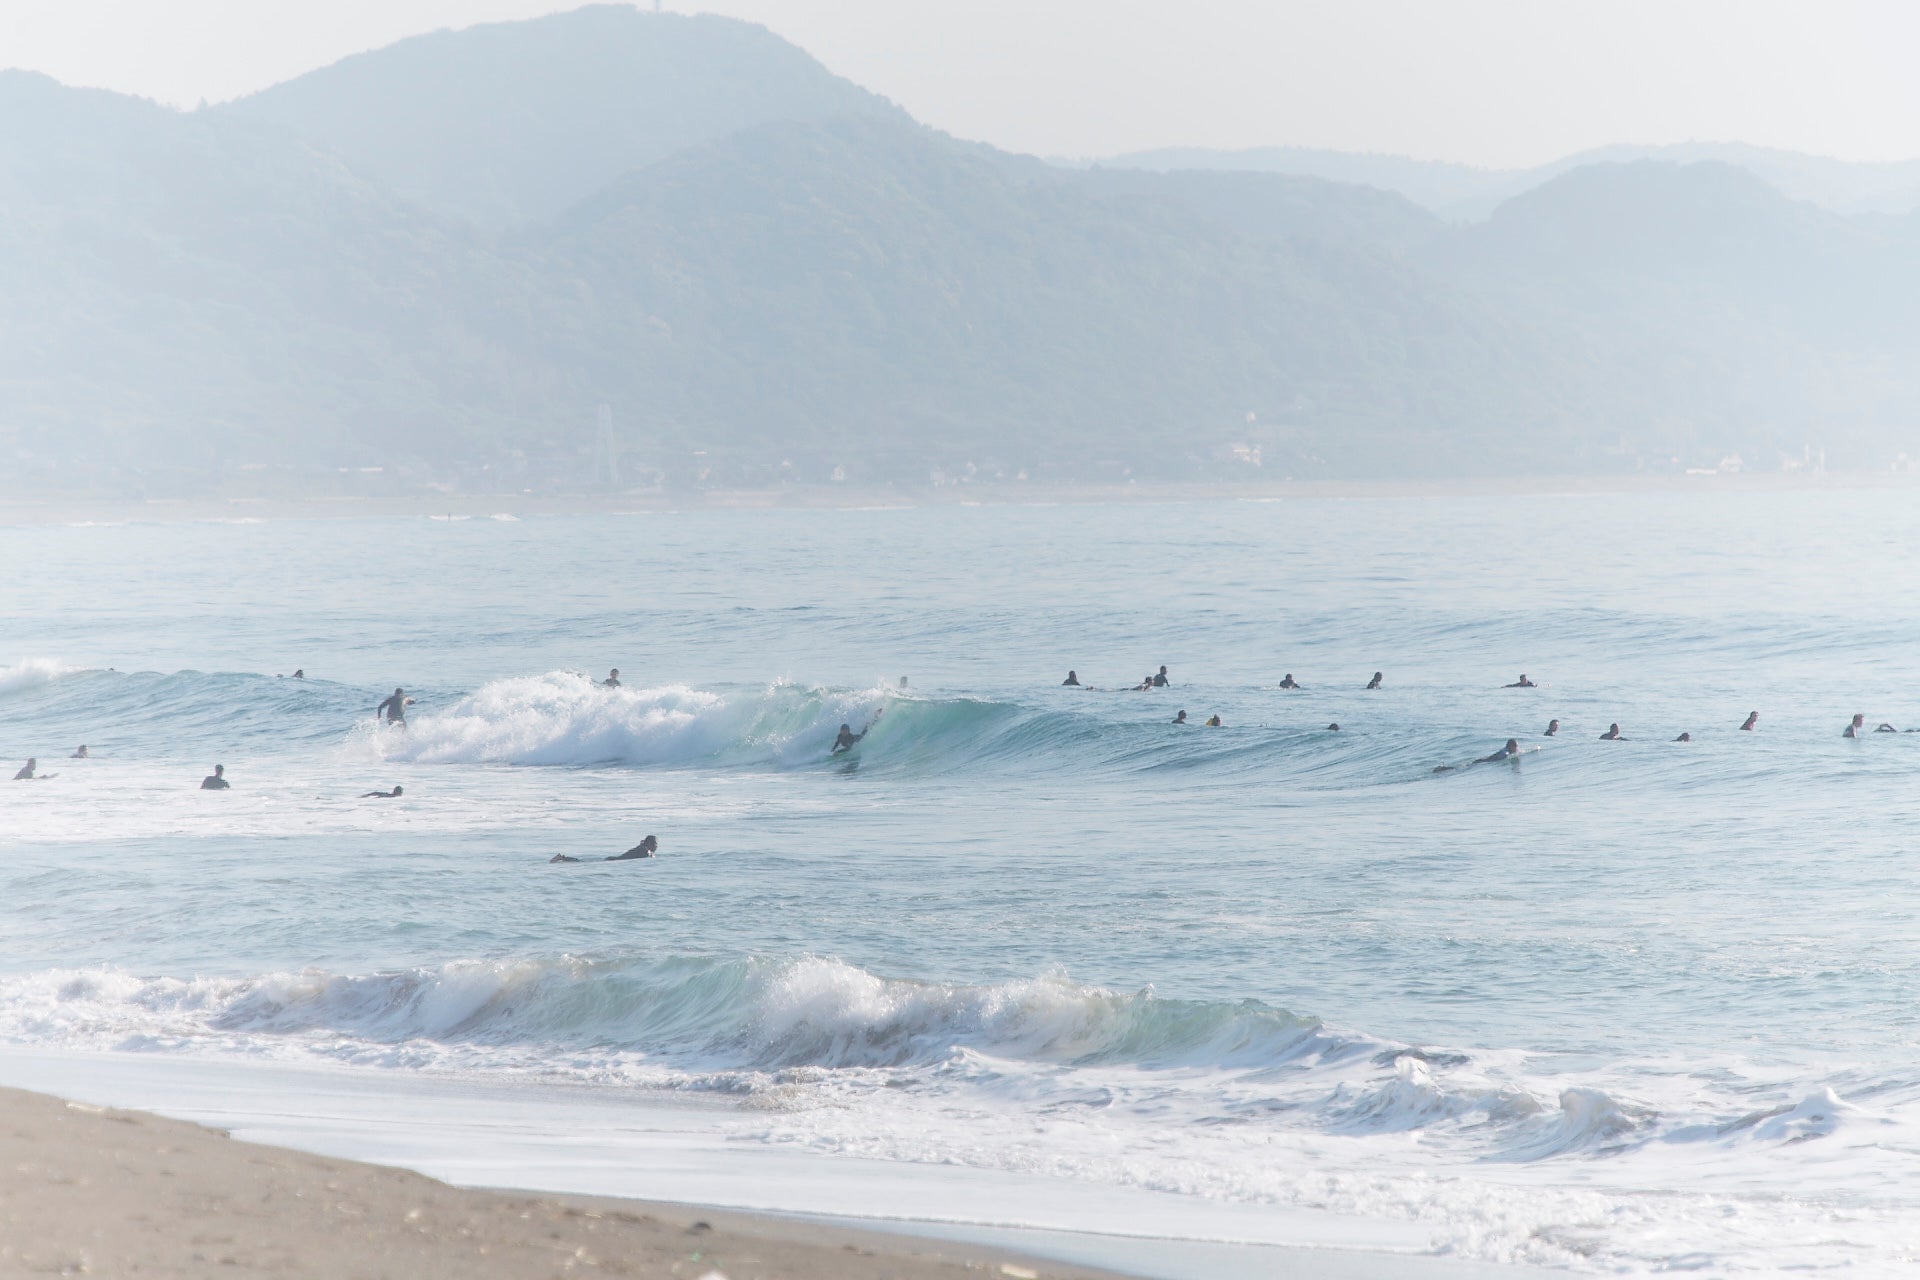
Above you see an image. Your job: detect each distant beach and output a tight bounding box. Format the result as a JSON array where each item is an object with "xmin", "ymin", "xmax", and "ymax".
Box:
[{"xmin": 4, "ymin": 468, "xmax": 1917, "ymax": 528}]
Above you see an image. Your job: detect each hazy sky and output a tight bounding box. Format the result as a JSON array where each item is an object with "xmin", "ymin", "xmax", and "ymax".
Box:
[{"xmin": 9, "ymin": 0, "xmax": 1920, "ymax": 168}]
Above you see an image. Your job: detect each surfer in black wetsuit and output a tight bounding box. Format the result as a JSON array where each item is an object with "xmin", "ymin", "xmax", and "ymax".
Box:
[
  {"xmin": 1278, "ymin": 674, "xmax": 1300, "ymax": 689},
  {"xmin": 832, "ymin": 712, "xmax": 880, "ymax": 754},
  {"xmin": 1152, "ymin": 666, "xmax": 1170, "ymax": 688},
  {"xmin": 1327, "ymin": 723, "xmax": 1341, "ymax": 731},
  {"xmin": 1600, "ymin": 723, "xmax": 1625, "ymax": 740},
  {"xmin": 1544, "ymin": 719, "xmax": 1560, "ymax": 737},
  {"xmin": 1481, "ymin": 738, "xmax": 1522, "ymax": 762},
  {"xmin": 1366, "ymin": 671, "xmax": 1383, "ymax": 690},
  {"xmin": 201, "ymin": 764, "xmax": 230, "ymax": 789},
  {"xmin": 361, "ymin": 785, "xmax": 403, "ymax": 798},
  {"xmin": 1173, "ymin": 710, "xmax": 1188, "ymax": 724},
  {"xmin": 71, "ymin": 745, "xmax": 88, "ymax": 758},
  {"xmin": 600, "ymin": 669, "xmax": 621, "ymax": 688},
  {"xmin": 1674, "ymin": 732, "xmax": 1692, "ymax": 742},
  {"xmin": 1062, "ymin": 671, "xmax": 1081, "ymax": 686},
  {"xmin": 292, "ymin": 669, "xmax": 304, "ymax": 679},
  {"xmin": 1845, "ymin": 713, "xmax": 1866, "ymax": 738},
  {"xmin": 1740, "ymin": 712, "xmax": 1758, "ymax": 731},
  {"xmin": 13, "ymin": 758, "xmax": 35, "ymax": 781},
  {"xmin": 551, "ymin": 834, "xmax": 657, "ymax": 863},
  {"xmin": 1504, "ymin": 675, "xmax": 1536, "ymax": 688},
  {"xmin": 377, "ymin": 688, "xmax": 411, "ymax": 726}
]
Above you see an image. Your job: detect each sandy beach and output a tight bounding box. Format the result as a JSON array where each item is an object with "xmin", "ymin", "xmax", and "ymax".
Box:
[{"xmin": 0, "ymin": 1084, "xmax": 1123, "ymax": 1280}]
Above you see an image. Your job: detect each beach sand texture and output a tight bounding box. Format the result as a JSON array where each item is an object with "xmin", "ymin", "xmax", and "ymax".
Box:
[{"xmin": 0, "ymin": 1086, "xmax": 1115, "ymax": 1280}]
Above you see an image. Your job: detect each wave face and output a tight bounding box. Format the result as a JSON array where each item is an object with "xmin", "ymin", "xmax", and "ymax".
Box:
[
  {"xmin": 0, "ymin": 952, "xmax": 1646, "ymax": 1159},
  {"xmin": 360, "ymin": 673, "xmax": 966, "ymax": 770}
]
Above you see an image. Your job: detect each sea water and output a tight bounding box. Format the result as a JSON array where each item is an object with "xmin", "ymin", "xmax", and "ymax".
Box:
[{"xmin": 3, "ymin": 491, "xmax": 1920, "ymax": 1273}]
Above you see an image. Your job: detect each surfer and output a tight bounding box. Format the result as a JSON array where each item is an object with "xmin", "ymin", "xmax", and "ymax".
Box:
[
  {"xmin": 13, "ymin": 758, "xmax": 36, "ymax": 781},
  {"xmin": 1327, "ymin": 723, "xmax": 1341, "ymax": 732},
  {"xmin": 1740, "ymin": 712, "xmax": 1758, "ymax": 731},
  {"xmin": 1278, "ymin": 674, "xmax": 1300, "ymax": 689},
  {"xmin": 1173, "ymin": 710, "xmax": 1188, "ymax": 724},
  {"xmin": 1544, "ymin": 719, "xmax": 1560, "ymax": 737},
  {"xmin": 1062, "ymin": 670, "xmax": 1081, "ymax": 686},
  {"xmin": 292, "ymin": 669, "xmax": 304, "ymax": 679},
  {"xmin": 600, "ymin": 668, "xmax": 621, "ymax": 688},
  {"xmin": 1674, "ymin": 732, "xmax": 1692, "ymax": 742},
  {"xmin": 361, "ymin": 785, "xmax": 404, "ymax": 798},
  {"xmin": 71, "ymin": 745, "xmax": 88, "ymax": 759},
  {"xmin": 552, "ymin": 835, "xmax": 657, "ymax": 863},
  {"xmin": 1504, "ymin": 675, "xmax": 1536, "ymax": 688},
  {"xmin": 832, "ymin": 712, "xmax": 881, "ymax": 754},
  {"xmin": 1366, "ymin": 671, "xmax": 1383, "ymax": 690},
  {"xmin": 1845, "ymin": 713, "xmax": 1866, "ymax": 738},
  {"xmin": 1483, "ymin": 738, "xmax": 1522, "ymax": 761},
  {"xmin": 1600, "ymin": 723, "xmax": 1625, "ymax": 740},
  {"xmin": 200, "ymin": 764, "xmax": 230, "ymax": 790},
  {"xmin": 1205, "ymin": 715, "xmax": 1223, "ymax": 727},
  {"xmin": 1152, "ymin": 666, "xmax": 1170, "ymax": 688},
  {"xmin": 377, "ymin": 687, "xmax": 412, "ymax": 726}
]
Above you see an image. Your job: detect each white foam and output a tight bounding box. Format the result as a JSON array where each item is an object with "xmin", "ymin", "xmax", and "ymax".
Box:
[
  {"xmin": 359, "ymin": 672, "xmax": 892, "ymax": 769},
  {"xmin": 0, "ymin": 657, "xmax": 77, "ymax": 695}
]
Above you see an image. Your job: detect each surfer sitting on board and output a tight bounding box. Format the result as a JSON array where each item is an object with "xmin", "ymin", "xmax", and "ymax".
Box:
[{"xmin": 200, "ymin": 765, "xmax": 230, "ymax": 790}]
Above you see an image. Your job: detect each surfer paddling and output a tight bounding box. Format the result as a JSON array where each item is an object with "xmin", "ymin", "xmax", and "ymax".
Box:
[{"xmin": 551, "ymin": 835, "xmax": 657, "ymax": 864}]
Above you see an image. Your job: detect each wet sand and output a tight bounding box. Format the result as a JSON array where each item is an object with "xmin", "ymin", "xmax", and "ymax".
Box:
[{"xmin": 0, "ymin": 1085, "xmax": 1118, "ymax": 1279}]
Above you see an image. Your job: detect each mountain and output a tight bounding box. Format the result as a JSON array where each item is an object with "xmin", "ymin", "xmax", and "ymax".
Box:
[
  {"xmin": 1102, "ymin": 142, "xmax": 1920, "ymax": 221},
  {"xmin": 3, "ymin": 8, "xmax": 1919, "ymax": 497},
  {"xmin": 214, "ymin": 4, "xmax": 902, "ymax": 229}
]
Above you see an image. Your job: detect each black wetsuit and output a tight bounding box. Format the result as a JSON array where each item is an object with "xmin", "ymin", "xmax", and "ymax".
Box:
[
  {"xmin": 378, "ymin": 693, "xmax": 407, "ymax": 725},
  {"xmin": 201, "ymin": 774, "xmax": 230, "ymax": 790}
]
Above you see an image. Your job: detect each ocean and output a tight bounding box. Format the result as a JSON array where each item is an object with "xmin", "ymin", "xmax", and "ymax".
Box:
[{"xmin": 4, "ymin": 490, "xmax": 1920, "ymax": 1274}]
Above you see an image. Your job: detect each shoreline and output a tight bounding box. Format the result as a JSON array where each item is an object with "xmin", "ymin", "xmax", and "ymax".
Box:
[
  {"xmin": 0, "ymin": 1051, "xmax": 1561, "ymax": 1280},
  {"xmin": 0, "ymin": 1083, "xmax": 1121, "ymax": 1280},
  {"xmin": 4, "ymin": 469, "xmax": 1916, "ymax": 526}
]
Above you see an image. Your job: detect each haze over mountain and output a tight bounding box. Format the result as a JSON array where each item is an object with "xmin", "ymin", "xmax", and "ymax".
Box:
[
  {"xmin": 3, "ymin": 4, "xmax": 1918, "ymax": 499},
  {"xmin": 1102, "ymin": 142, "xmax": 1920, "ymax": 222}
]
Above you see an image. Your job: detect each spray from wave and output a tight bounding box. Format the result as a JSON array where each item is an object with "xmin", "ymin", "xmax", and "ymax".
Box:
[
  {"xmin": 0, "ymin": 658, "xmax": 78, "ymax": 697},
  {"xmin": 357, "ymin": 671, "xmax": 1012, "ymax": 770}
]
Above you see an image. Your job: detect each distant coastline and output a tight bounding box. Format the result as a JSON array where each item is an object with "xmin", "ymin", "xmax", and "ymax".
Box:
[{"xmin": 5, "ymin": 469, "xmax": 1918, "ymax": 528}]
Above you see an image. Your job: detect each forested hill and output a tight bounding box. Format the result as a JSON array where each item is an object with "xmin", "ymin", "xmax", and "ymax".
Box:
[{"xmin": 3, "ymin": 5, "xmax": 1918, "ymax": 498}]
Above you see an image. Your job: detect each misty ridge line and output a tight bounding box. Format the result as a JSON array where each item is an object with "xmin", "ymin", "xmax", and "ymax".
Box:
[{"xmin": 3, "ymin": 3, "xmax": 1919, "ymax": 502}]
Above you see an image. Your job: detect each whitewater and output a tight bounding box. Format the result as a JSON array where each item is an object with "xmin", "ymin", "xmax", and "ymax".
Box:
[{"xmin": 5, "ymin": 492, "xmax": 1920, "ymax": 1275}]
